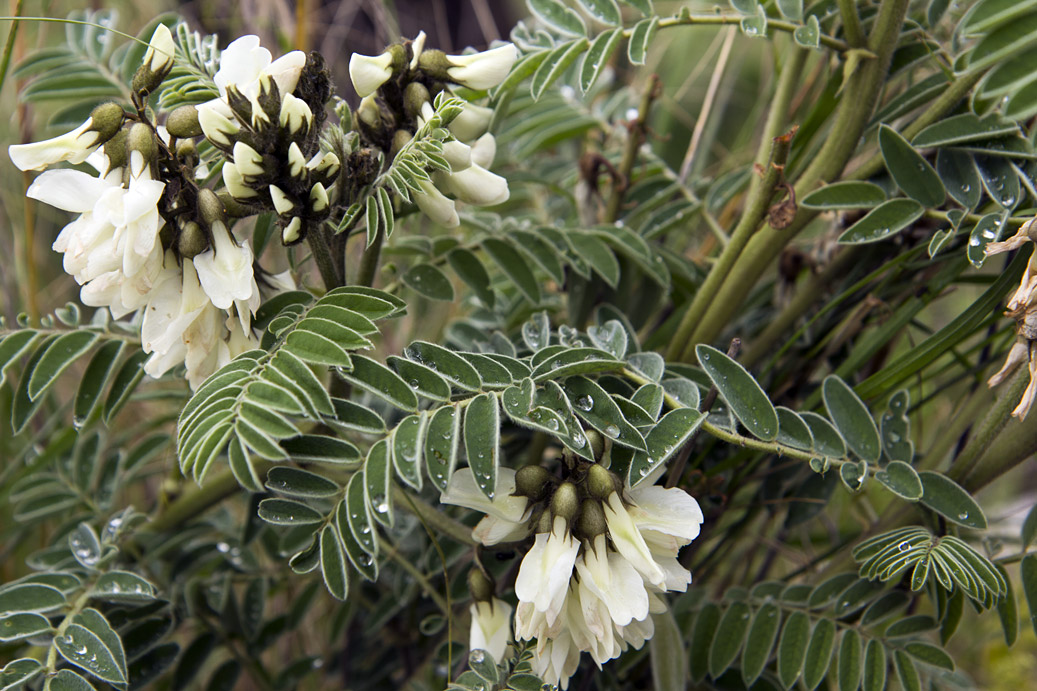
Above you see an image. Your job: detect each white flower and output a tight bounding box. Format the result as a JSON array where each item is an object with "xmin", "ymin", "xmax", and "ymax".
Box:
[
  {"xmin": 602, "ymin": 492, "xmax": 666, "ymax": 588},
  {"xmin": 412, "ymin": 178, "xmax": 460, "ymax": 227},
  {"xmin": 193, "ymin": 221, "xmax": 256, "ymax": 309},
  {"xmin": 528, "ymin": 616, "xmax": 580, "ymax": 690},
  {"xmin": 213, "ymin": 35, "xmax": 305, "ymax": 101},
  {"xmin": 469, "ymin": 597, "xmax": 512, "ymax": 663},
  {"xmin": 470, "ymin": 133, "xmax": 497, "ymax": 169},
  {"xmin": 141, "ymin": 24, "xmax": 176, "ymax": 75},
  {"xmin": 514, "ymin": 515, "xmax": 579, "ymax": 624},
  {"xmin": 409, "ymin": 31, "xmax": 427, "ymax": 70},
  {"xmin": 445, "ymin": 44, "xmax": 519, "ymax": 90},
  {"xmin": 441, "ymin": 467, "xmax": 528, "ymax": 523},
  {"xmin": 222, "ymin": 161, "xmax": 256, "ymax": 199},
  {"xmin": 349, "ymin": 51, "xmax": 394, "ymax": 98},
  {"xmin": 10, "ymin": 116, "xmax": 105, "ymax": 171},
  {"xmin": 198, "ymin": 106, "xmax": 240, "ymax": 148},
  {"xmin": 448, "ymin": 103, "xmax": 494, "ymax": 142},
  {"xmin": 441, "ymin": 139, "xmax": 473, "ymax": 172},
  {"xmin": 436, "ymin": 163, "xmax": 509, "ymax": 207},
  {"xmin": 573, "ymin": 534, "xmax": 649, "ymax": 627}
]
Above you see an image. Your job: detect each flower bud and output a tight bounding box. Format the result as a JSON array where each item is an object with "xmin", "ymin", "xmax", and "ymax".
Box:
[
  {"xmin": 222, "ymin": 161, "xmax": 256, "ymax": 199},
  {"xmin": 550, "ymin": 482, "xmax": 579, "ymax": 524},
  {"xmin": 177, "ymin": 221, "xmax": 208, "ymax": 258},
  {"xmin": 197, "ymin": 188, "xmax": 227, "ymax": 229},
  {"xmin": 444, "ymin": 44, "xmax": 518, "ymax": 91},
  {"xmin": 287, "ymin": 142, "xmax": 307, "ymax": 180},
  {"xmin": 437, "ymin": 163, "xmax": 509, "ymax": 207},
  {"xmin": 132, "ymin": 24, "xmax": 176, "ymax": 94},
  {"xmin": 586, "ymin": 463, "xmax": 617, "ymax": 501},
  {"xmin": 232, "ymin": 141, "xmax": 265, "ymax": 177},
  {"xmin": 585, "ymin": 429, "xmax": 604, "ymax": 461},
  {"xmin": 467, "ymin": 568, "xmax": 495, "ymax": 603},
  {"xmin": 269, "ymin": 185, "xmax": 295, "ymax": 215},
  {"xmin": 127, "ymin": 123, "xmax": 156, "ymax": 178},
  {"xmin": 90, "ymin": 102, "xmax": 126, "ymax": 143},
  {"xmin": 390, "ymin": 129, "xmax": 413, "ymax": 159},
  {"xmin": 356, "ymin": 95, "xmax": 382, "ymax": 129},
  {"xmin": 308, "ymin": 151, "xmax": 341, "ymax": 185},
  {"xmin": 576, "ymin": 499, "xmax": 607, "ymax": 539},
  {"xmin": 408, "ymin": 31, "xmax": 427, "ymax": 70},
  {"xmin": 282, "ymin": 217, "xmax": 302, "ymax": 244},
  {"xmin": 470, "ymin": 133, "xmax": 497, "ymax": 169},
  {"xmin": 279, "ymin": 93, "xmax": 313, "ymax": 137},
  {"xmin": 515, "ymin": 465, "xmax": 553, "ymax": 501},
  {"xmin": 253, "ymin": 74, "xmax": 280, "ymax": 127},
  {"xmin": 310, "ymin": 182, "xmax": 329, "ymax": 213},
  {"xmin": 175, "ymin": 138, "xmax": 198, "ymax": 167},
  {"xmin": 404, "ymin": 82, "xmax": 431, "ymax": 121},
  {"xmin": 166, "ymin": 105, "xmax": 202, "ymax": 138},
  {"xmin": 198, "ymin": 105, "xmax": 239, "ymax": 148}
]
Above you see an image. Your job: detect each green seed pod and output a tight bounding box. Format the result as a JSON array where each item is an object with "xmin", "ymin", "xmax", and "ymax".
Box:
[
  {"xmin": 550, "ymin": 482, "xmax": 579, "ymax": 524},
  {"xmin": 576, "ymin": 500, "xmax": 607, "ymax": 540},
  {"xmin": 515, "ymin": 465, "xmax": 553, "ymax": 502},
  {"xmin": 586, "ymin": 463, "xmax": 618, "ymax": 500},
  {"xmin": 177, "ymin": 221, "xmax": 207, "ymax": 258},
  {"xmin": 467, "ymin": 568, "xmax": 494, "ymax": 603},
  {"xmin": 404, "ymin": 82, "xmax": 431, "ymax": 121},
  {"xmin": 166, "ymin": 105, "xmax": 203, "ymax": 138},
  {"xmin": 196, "ymin": 188, "xmax": 227, "ymax": 229}
]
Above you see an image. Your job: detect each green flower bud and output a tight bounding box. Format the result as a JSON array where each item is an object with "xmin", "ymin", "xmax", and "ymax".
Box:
[
  {"xmin": 175, "ymin": 138, "xmax": 198, "ymax": 168},
  {"xmin": 586, "ymin": 463, "xmax": 618, "ymax": 501},
  {"xmin": 515, "ymin": 465, "xmax": 553, "ymax": 502},
  {"xmin": 390, "ymin": 129, "xmax": 412, "ymax": 159},
  {"xmin": 132, "ymin": 24, "xmax": 175, "ymax": 95},
  {"xmin": 89, "ymin": 102, "xmax": 126, "ymax": 144},
  {"xmin": 404, "ymin": 82, "xmax": 431, "ymax": 121},
  {"xmin": 197, "ymin": 188, "xmax": 227, "ymax": 229},
  {"xmin": 177, "ymin": 221, "xmax": 208, "ymax": 258},
  {"xmin": 467, "ymin": 568, "xmax": 494, "ymax": 603},
  {"xmin": 585, "ymin": 429, "xmax": 605, "ymax": 461},
  {"xmin": 102, "ymin": 129, "xmax": 128, "ymax": 173},
  {"xmin": 576, "ymin": 499, "xmax": 607, "ymax": 540},
  {"xmin": 550, "ymin": 482, "xmax": 579, "ymax": 524},
  {"xmin": 127, "ymin": 123, "xmax": 156, "ymax": 177},
  {"xmin": 416, "ymin": 48, "xmax": 452, "ymax": 82},
  {"xmin": 166, "ymin": 105, "xmax": 203, "ymax": 138}
]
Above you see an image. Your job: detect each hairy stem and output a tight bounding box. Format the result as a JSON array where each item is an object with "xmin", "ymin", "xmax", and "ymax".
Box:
[
  {"xmin": 308, "ymin": 228, "xmax": 341, "ymax": 289},
  {"xmin": 356, "ymin": 227, "xmax": 384, "ymax": 288}
]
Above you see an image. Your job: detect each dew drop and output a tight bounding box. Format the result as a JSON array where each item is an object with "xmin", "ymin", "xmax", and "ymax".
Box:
[
  {"xmin": 575, "ymin": 395, "xmax": 594, "ymax": 411},
  {"xmin": 957, "ymin": 511, "xmax": 968, "ymax": 520},
  {"xmin": 604, "ymin": 424, "xmax": 620, "ymax": 438},
  {"xmin": 470, "ymin": 649, "xmax": 485, "ymax": 664},
  {"xmin": 897, "ymin": 541, "xmax": 910, "ymax": 552}
]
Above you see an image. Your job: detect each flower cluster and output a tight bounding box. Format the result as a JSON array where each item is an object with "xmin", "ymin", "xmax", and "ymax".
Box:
[
  {"xmin": 985, "ymin": 218, "xmax": 1037, "ymax": 418},
  {"xmin": 348, "ymin": 34, "xmax": 517, "ymax": 227},
  {"xmin": 190, "ymin": 35, "xmax": 338, "ymax": 245},
  {"xmin": 442, "ymin": 460, "xmax": 703, "ymax": 689},
  {"xmin": 9, "ymin": 27, "xmax": 295, "ymax": 388}
]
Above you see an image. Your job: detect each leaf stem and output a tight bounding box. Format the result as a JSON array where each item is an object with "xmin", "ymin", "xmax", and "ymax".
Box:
[
  {"xmin": 392, "ymin": 484, "xmax": 475, "ymax": 546},
  {"xmin": 605, "ymin": 74, "xmax": 660, "ymax": 223},
  {"xmin": 639, "ymin": 12, "xmax": 849, "ymax": 53},
  {"xmin": 836, "ymin": 0, "xmax": 866, "ymax": 48}
]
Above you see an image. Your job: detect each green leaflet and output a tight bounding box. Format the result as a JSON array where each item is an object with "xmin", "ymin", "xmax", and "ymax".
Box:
[
  {"xmin": 696, "ymin": 344, "xmax": 778, "ymax": 441},
  {"xmin": 464, "ymin": 393, "xmax": 501, "ymax": 500}
]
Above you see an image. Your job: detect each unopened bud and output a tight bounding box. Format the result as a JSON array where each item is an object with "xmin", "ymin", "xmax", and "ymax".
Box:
[
  {"xmin": 232, "ymin": 141, "xmax": 264, "ymax": 177},
  {"xmin": 586, "ymin": 463, "xmax": 617, "ymax": 500},
  {"xmin": 197, "ymin": 188, "xmax": 227, "ymax": 229},
  {"xmin": 254, "ymin": 74, "xmax": 281, "ymax": 126},
  {"xmin": 448, "ymin": 103, "xmax": 493, "ymax": 142},
  {"xmin": 166, "ymin": 105, "xmax": 202, "ymax": 138},
  {"xmin": 515, "ymin": 465, "xmax": 552, "ymax": 501},
  {"xmin": 177, "ymin": 221, "xmax": 207, "ymax": 258},
  {"xmin": 390, "ymin": 129, "xmax": 412, "ymax": 159},
  {"xmin": 585, "ymin": 429, "xmax": 604, "ymax": 461},
  {"xmin": 356, "ymin": 95, "xmax": 381, "ymax": 129},
  {"xmin": 287, "ymin": 142, "xmax": 307, "ymax": 179},
  {"xmin": 280, "ymin": 93, "xmax": 313, "ymax": 136},
  {"xmin": 198, "ymin": 106, "xmax": 239, "ymax": 148},
  {"xmin": 550, "ymin": 482, "xmax": 579, "ymax": 524},
  {"xmin": 576, "ymin": 500, "xmax": 607, "ymax": 539},
  {"xmin": 132, "ymin": 24, "xmax": 176, "ymax": 94},
  {"xmin": 269, "ymin": 185, "xmax": 295, "ymax": 215},
  {"xmin": 222, "ymin": 161, "xmax": 256, "ymax": 199},
  {"xmin": 175, "ymin": 138, "xmax": 197, "ymax": 167},
  {"xmin": 282, "ymin": 217, "xmax": 303, "ymax": 244},
  {"xmin": 310, "ymin": 182, "xmax": 329, "ymax": 213},
  {"xmin": 404, "ymin": 82, "xmax": 431, "ymax": 121},
  {"xmin": 467, "ymin": 568, "xmax": 494, "ymax": 603}
]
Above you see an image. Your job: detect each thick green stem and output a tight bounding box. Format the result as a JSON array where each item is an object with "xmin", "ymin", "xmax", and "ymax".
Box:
[
  {"xmin": 307, "ymin": 228, "xmax": 341, "ymax": 289},
  {"xmin": 670, "ymin": 126, "xmax": 798, "ymax": 361},
  {"xmin": 356, "ymin": 227, "xmax": 384, "ymax": 288},
  {"xmin": 837, "ymin": 0, "xmax": 866, "ymax": 48},
  {"xmin": 667, "ymin": 48, "xmax": 805, "ymax": 361},
  {"xmin": 962, "ymin": 395, "xmax": 1037, "ymax": 492},
  {"xmin": 950, "ymin": 368, "xmax": 1030, "ymax": 482},
  {"xmin": 685, "ymin": 0, "xmax": 912, "ymax": 349}
]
